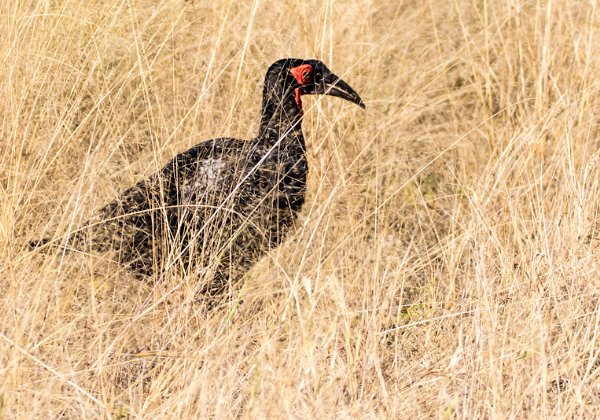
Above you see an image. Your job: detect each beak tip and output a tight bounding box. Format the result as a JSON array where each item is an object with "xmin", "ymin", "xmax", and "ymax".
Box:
[{"xmin": 323, "ymin": 73, "xmax": 365, "ymax": 109}]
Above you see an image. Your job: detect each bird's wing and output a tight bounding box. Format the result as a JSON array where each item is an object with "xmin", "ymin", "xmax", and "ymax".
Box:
[{"xmin": 98, "ymin": 138, "xmax": 249, "ymax": 221}]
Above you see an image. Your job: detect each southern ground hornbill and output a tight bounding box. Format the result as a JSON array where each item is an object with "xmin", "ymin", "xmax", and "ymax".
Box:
[{"xmin": 30, "ymin": 58, "xmax": 365, "ymax": 294}]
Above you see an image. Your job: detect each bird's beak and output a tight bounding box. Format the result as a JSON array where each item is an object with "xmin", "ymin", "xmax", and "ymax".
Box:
[
  {"xmin": 323, "ymin": 72, "xmax": 365, "ymax": 108},
  {"xmin": 305, "ymin": 71, "xmax": 365, "ymax": 109}
]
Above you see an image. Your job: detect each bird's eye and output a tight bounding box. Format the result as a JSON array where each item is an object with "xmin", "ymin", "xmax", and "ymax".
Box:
[{"xmin": 290, "ymin": 64, "xmax": 314, "ymax": 85}]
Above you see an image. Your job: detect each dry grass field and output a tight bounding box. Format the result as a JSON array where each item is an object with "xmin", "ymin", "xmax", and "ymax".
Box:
[{"xmin": 2, "ymin": 0, "xmax": 600, "ymax": 417}]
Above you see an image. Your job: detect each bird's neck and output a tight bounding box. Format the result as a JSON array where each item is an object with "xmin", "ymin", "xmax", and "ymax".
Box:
[{"xmin": 258, "ymin": 84, "xmax": 305, "ymax": 147}]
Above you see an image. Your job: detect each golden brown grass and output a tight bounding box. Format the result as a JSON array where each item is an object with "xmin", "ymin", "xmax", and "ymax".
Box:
[{"xmin": 3, "ymin": 0, "xmax": 600, "ymax": 417}]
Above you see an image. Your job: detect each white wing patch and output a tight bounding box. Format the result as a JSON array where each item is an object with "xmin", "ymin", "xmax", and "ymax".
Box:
[{"xmin": 181, "ymin": 158, "xmax": 229, "ymax": 204}]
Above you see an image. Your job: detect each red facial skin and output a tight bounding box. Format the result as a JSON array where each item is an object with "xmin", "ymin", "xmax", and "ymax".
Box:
[{"xmin": 289, "ymin": 63, "xmax": 313, "ymax": 114}]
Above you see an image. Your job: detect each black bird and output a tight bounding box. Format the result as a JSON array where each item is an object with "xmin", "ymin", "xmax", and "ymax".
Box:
[{"xmin": 30, "ymin": 58, "xmax": 365, "ymax": 294}]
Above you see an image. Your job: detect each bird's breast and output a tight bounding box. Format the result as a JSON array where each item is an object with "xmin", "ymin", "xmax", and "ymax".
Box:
[{"xmin": 249, "ymin": 152, "xmax": 307, "ymax": 211}]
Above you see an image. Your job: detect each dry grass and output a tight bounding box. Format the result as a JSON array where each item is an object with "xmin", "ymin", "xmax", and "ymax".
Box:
[{"xmin": 2, "ymin": 0, "xmax": 600, "ymax": 417}]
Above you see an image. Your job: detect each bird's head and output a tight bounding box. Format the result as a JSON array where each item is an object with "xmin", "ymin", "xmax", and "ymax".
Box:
[{"xmin": 264, "ymin": 58, "xmax": 365, "ymax": 114}]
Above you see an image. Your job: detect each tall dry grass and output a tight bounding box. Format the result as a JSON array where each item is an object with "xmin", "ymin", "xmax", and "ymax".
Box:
[{"xmin": 2, "ymin": 0, "xmax": 600, "ymax": 417}]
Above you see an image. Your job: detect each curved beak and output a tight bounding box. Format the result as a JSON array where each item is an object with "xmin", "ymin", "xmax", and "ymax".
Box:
[{"xmin": 305, "ymin": 71, "xmax": 365, "ymax": 109}]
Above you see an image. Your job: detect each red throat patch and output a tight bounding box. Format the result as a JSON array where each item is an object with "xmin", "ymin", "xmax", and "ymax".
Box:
[
  {"xmin": 295, "ymin": 88, "xmax": 303, "ymax": 114},
  {"xmin": 290, "ymin": 63, "xmax": 313, "ymax": 115}
]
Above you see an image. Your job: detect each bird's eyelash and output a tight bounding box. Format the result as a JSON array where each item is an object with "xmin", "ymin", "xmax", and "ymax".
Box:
[{"xmin": 290, "ymin": 64, "xmax": 314, "ymax": 84}]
